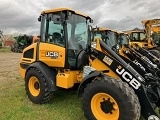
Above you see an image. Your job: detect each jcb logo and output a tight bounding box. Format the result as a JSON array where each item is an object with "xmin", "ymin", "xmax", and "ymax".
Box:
[
  {"xmin": 116, "ymin": 66, "xmax": 141, "ymax": 89},
  {"xmin": 46, "ymin": 51, "xmax": 59, "ymax": 58}
]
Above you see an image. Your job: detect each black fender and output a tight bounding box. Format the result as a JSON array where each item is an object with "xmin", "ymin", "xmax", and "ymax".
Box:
[
  {"xmin": 26, "ymin": 62, "xmax": 57, "ymax": 91},
  {"xmin": 77, "ymin": 70, "xmax": 102, "ymax": 97}
]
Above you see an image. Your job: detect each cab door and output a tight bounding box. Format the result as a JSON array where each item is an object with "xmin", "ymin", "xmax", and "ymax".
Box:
[
  {"xmin": 38, "ymin": 13, "xmax": 66, "ymax": 67},
  {"xmin": 38, "ymin": 42, "xmax": 65, "ymax": 67}
]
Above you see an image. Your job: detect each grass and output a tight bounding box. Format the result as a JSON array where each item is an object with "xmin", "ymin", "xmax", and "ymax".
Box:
[
  {"xmin": 0, "ymin": 76, "xmax": 159, "ymax": 120},
  {"xmin": 0, "ymin": 52, "xmax": 86, "ymax": 120},
  {"xmin": 0, "ymin": 47, "xmax": 11, "ymax": 52},
  {"xmin": 0, "ymin": 77, "xmax": 86, "ymax": 120}
]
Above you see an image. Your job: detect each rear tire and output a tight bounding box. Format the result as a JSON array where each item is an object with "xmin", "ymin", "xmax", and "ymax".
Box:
[
  {"xmin": 82, "ymin": 76, "xmax": 140, "ymax": 120},
  {"xmin": 25, "ymin": 68, "xmax": 54, "ymax": 104}
]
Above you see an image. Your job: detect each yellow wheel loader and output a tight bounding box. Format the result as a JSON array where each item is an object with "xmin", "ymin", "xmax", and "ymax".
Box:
[
  {"xmin": 128, "ymin": 30, "xmax": 150, "ymax": 48},
  {"xmin": 93, "ymin": 27, "xmax": 160, "ymax": 119},
  {"xmin": 116, "ymin": 31, "xmax": 129, "ymax": 49},
  {"xmin": 127, "ymin": 19, "xmax": 160, "ymax": 58},
  {"xmin": 93, "ymin": 27, "xmax": 159, "ymax": 71},
  {"xmin": 128, "ymin": 30, "xmax": 160, "ymax": 58},
  {"xmin": 142, "ymin": 19, "xmax": 160, "ymax": 49},
  {"xmin": 93, "ymin": 27, "xmax": 119, "ymax": 51},
  {"xmin": 19, "ymin": 8, "xmax": 160, "ymax": 120},
  {"xmin": 93, "ymin": 28, "xmax": 129, "ymax": 50}
]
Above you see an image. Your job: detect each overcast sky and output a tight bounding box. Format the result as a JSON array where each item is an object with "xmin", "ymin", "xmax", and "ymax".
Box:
[{"xmin": 0, "ymin": 0, "xmax": 159, "ymax": 35}]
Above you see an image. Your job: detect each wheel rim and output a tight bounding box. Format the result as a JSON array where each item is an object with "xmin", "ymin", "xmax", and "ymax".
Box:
[
  {"xmin": 28, "ymin": 76, "xmax": 40, "ymax": 96},
  {"xmin": 91, "ymin": 93, "xmax": 119, "ymax": 120}
]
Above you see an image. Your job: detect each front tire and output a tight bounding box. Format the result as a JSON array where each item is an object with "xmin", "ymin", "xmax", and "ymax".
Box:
[
  {"xmin": 82, "ymin": 76, "xmax": 140, "ymax": 120},
  {"xmin": 25, "ymin": 68, "xmax": 55, "ymax": 104}
]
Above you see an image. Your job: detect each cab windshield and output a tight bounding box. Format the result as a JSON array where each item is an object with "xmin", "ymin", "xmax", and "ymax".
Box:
[
  {"xmin": 130, "ymin": 32, "xmax": 146, "ymax": 42},
  {"xmin": 66, "ymin": 14, "xmax": 89, "ymax": 67},
  {"xmin": 118, "ymin": 34, "xmax": 129, "ymax": 46},
  {"xmin": 67, "ymin": 14, "xmax": 88, "ymax": 50},
  {"xmin": 152, "ymin": 32, "xmax": 160, "ymax": 45},
  {"xmin": 40, "ymin": 12, "xmax": 89, "ymax": 49},
  {"xmin": 108, "ymin": 31, "xmax": 117, "ymax": 47},
  {"xmin": 41, "ymin": 13, "xmax": 65, "ymax": 47},
  {"xmin": 94, "ymin": 31, "xmax": 117, "ymax": 48}
]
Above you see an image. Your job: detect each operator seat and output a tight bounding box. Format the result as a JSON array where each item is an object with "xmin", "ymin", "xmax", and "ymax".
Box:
[{"xmin": 52, "ymin": 32, "xmax": 63, "ymax": 44}]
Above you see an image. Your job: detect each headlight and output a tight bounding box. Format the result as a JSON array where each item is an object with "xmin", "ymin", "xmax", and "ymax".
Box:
[
  {"xmin": 116, "ymin": 44, "xmax": 120, "ymax": 49},
  {"xmin": 91, "ymin": 42, "xmax": 97, "ymax": 48}
]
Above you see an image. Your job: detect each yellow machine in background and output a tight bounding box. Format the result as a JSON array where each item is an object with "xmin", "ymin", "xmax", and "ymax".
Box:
[
  {"xmin": 126, "ymin": 20, "xmax": 160, "ymax": 58},
  {"xmin": 93, "ymin": 28, "xmax": 129, "ymax": 50},
  {"xmin": 128, "ymin": 19, "xmax": 160, "ymax": 50},
  {"xmin": 117, "ymin": 31, "xmax": 129, "ymax": 47},
  {"xmin": 127, "ymin": 30, "xmax": 151, "ymax": 48},
  {"xmin": 93, "ymin": 27, "xmax": 118, "ymax": 48},
  {"xmin": 142, "ymin": 19, "xmax": 160, "ymax": 48}
]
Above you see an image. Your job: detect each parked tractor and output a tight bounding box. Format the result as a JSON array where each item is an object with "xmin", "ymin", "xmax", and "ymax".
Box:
[{"xmin": 11, "ymin": 35, "xmax": 39, "ymax": 53}]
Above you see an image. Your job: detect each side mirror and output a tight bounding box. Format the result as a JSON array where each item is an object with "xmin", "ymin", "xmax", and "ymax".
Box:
[
  {"xmin": 38, "ymin": 16, "xmax": 41, "ymax": 22},
  {"xmin": 89, "ymin": 19, "xmax": 93, "ymax": 23},
  {"xmin": 88, "ymin": 25, "xmax": 93, "ymax": 32}
]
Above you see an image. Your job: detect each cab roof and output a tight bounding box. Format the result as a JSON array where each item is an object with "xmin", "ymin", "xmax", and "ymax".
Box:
[
  {"xmin": 41, "ymin": 7, "xmax": 91, "ymax": 19},
  {"xmin": 126, "ymin": 30, "xmax": 145, "ymax": 34},
  {"xmin": 94, "ymin": 27, "xmax": 117, "ymax": 33},
  {"xmin": 117, "ymin": 31, "xmax": 128, "ymax": 35},
  {"xmin": 141, "ymin": 19, "xmax": 160, "ymax": 25},
  {"xmin": 117, "ymin": 31, "xmax": 124, "ymax": 34},
  {"xmin": 130, "ymin": 30, "xmax": 144, "ymax": 33}
]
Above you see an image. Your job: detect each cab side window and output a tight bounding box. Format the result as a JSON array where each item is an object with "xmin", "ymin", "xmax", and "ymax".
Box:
[{"xmin": 45, "ymin": 14, "xmax": 65, "ymax": 47}]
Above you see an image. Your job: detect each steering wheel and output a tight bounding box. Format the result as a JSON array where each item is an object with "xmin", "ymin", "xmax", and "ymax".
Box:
[
  {"xmin": 76, "ymin": 36, "xmax": 87, "ymax": 49},
  {"xmin": 53, "ymin": 32, "xmax": 61, "ymax": 39},
  {"xmin": 49, "ymin": 32, "xmax": 62, "ymax": 43}
]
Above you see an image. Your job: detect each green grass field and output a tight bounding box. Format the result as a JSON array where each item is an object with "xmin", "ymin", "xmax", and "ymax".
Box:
[
  {"xmin": 0, "ymin": 47, "xmax": 11, "ymax": 52},
  {"xmin": 0, "ymin": 51, "xmax": 159, "ymax": 120},
  {"xmin": 0, "ymin": 81, "xmax": 86, "ymax": 120},
  {"xmin": 0, "ymin": 51, "xmax": 86, "ymax": 120}
]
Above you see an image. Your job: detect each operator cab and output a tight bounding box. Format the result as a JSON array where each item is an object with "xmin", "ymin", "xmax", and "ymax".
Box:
[
  {"xmin": 129, "ymin": 31, "xmax": 151, "ymax": 48},
  {"xmin": 152, "ymin": 32, "xmax": 160, "ymax": 46},
  {"xmin": 117, "ymin": 32, "xmax": 129, "ymax": 48},
  {"xmin": 37, "ymin": 8, "xmax": 93, "ymax": 69},
  {"xmin": 93, "ymin": 28, "xmax": 117, "ymax": 49},
  {"xmin": 130, "ymin": 31, "xmax": 146, "ymax": 42}
]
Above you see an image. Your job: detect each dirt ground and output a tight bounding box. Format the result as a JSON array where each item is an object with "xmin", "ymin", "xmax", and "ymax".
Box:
[{"xmin": 0, "ymin": 52, "xmax": 22, "ymax": 86}]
